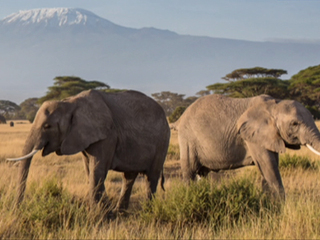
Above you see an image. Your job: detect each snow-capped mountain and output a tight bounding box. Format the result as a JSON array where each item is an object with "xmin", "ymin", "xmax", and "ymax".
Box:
[
  {"xmin": 3, "ymin": 8, "xmax": 95, "ymax": 26},
  {"xmin": 0, "ymin": 8, "xmax": 138, "ymax": 36},
  {"xmin": 1, "ymin": 8, "xmax": 320, "ymax": 103}
]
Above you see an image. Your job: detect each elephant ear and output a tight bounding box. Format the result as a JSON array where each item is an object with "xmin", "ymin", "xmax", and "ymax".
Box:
[
  {"xmin": 237, "ymin": 102, "xmax": 286, "ymax": 153},
  {"xmin": 61, "ymin": 91, "xmax": 114, "ymax": 155}
]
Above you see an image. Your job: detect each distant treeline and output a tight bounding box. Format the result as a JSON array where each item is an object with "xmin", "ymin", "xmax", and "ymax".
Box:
[{"xmin": 1, "ymin": 65, "xmax": 320, "ymax": 122}]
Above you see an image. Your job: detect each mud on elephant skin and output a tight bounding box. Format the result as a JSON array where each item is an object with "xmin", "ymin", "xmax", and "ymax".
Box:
[
  {"xmin": 8, "ymin": 89, "xmax": 170, "ymax": 211},
  {"xmin": 173, "ymin": 94, "xmax": 320, "ymax": 200}
]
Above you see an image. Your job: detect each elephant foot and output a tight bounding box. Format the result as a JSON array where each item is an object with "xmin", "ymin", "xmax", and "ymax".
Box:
[
  {"xmin": 104, "ymin": 210, "xmax": 118, "ymax": 221},
  {"xmin": 112, "ymin": 208, "xmax": 130, "ymax": 218}
]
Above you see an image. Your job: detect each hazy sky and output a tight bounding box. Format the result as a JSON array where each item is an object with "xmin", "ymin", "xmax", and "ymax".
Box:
[{"xmin": 1, "ymin": 0, "xmax": 320, "ymax": 42}]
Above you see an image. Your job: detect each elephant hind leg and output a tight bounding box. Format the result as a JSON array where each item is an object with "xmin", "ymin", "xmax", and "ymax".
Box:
[
  {"xmin": 116, "ymin": 172, "xmax": 138, "ymax": 211},
  {"xmin": 179, "ymin": 137, "xmax": 198, "ymax": 182}
]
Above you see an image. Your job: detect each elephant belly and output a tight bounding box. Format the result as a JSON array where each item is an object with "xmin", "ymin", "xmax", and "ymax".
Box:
[
  {"xmin": 111, "ymin": 155, "xmax": 151, "ymax": 172},
  {"xmin": 200, "ymin": 156, "xmax": 254, "ymax": 171},
  {"xmin": 110, "ymin": 142, "xmax": 157, "ymax": 172},
  {"xmin": 197, "ymin": 142, "xmax": 251, "ymax": 171}
]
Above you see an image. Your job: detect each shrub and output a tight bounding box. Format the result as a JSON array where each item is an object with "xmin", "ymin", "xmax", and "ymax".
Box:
[{"xmin": 168, "ymin": 106, "xmax": 186, "ymax": 123}]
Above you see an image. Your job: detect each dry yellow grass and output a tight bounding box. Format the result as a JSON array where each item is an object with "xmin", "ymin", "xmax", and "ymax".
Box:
[{"xmin": 1, "ymin": 120, "xmax": 320, "ymax": 238}]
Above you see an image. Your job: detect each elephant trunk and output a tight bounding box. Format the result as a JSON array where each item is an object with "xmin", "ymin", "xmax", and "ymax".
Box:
[
  {"xmin": 15, "ymin": 128, "xmax": 41, "ymax": 206},
  {"xmin": 16, "ymin": 158, "xmax": 32, "ymax": 206},
  {"xmin": 303, "ymin": 126, "xmax": 320, "ymax": 156}
]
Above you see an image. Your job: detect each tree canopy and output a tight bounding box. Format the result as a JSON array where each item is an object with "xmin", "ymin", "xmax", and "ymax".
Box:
[
  {"xmin": 0, "ymin": 100, "xmax": 21, "ymax": 119},
  {"xmin": 19, "ymin": 98, "xmax": 40, "ymax": 122},
  {"xmin": 168, "ymin": 106, "xmax": 186, "ymax": 123},
  {"xmin": 207, "ymin": 77, "xmax": 290, "ymax": 99},
  {"xmin": 206, "ymin": 67, "xmax": 290, "ymax": 99},
  {"xmin": 222, "ymin": 67, "xmax": 287, "ymax": 82},
  {"xmin": 152, "ymin": 91, "xmax": 197, "ymax": 116},
  {"xmin": 39, "ymin": 76, "xmax": 110, "ymax": 103},
  {"xmin": 289, "ymin": 65, "xmax": 320, "ymax": 108}
]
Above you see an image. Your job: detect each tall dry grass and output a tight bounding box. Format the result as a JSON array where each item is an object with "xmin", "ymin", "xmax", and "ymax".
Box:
[{"xmin": 0, "ymin": 121, "xmax": 320, "ymax": 238}]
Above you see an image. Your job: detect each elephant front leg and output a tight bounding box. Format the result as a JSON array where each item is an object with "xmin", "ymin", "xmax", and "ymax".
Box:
[
  {"xmin": 85, "ymin": 138, "xmax": 116, "ymax": 205},
  {"xmin": 88, "ymin": 158, "xmax": 108, "ymax": 204},
  {"xmin": 116, "ymin": 172, "xmax": 138, "ymax": 211},
  {"xmin": 246, "ymin": 142, "xmax": 285, "ymax": 201}
]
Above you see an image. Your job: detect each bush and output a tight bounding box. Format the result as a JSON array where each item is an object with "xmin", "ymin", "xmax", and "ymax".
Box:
[
  {"xmin": 168, "ymin": 106, "xmax": 186, "ymax": 123},
  {"xmin": 140, "ymin": 176, "xmax": 276, "ymax": 228},
  {"xmin": 15, "ymin": 178, "xmax": 109, "ymax": 238},
  {"xmin": 280, "ymin": 154, "xmax": 318, "ymax": 170}
]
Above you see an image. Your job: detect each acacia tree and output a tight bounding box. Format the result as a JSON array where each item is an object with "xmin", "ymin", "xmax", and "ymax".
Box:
[
  {"xmin": 207, "ymin": 67, "xmax": 290, "ymax": 99},
  {"xmin": 222, "ymin": 67, "xmax": 287, "ymax": 82},
  {"xmin": 207, "ymin": 78, "xmax": 290, "ymax": 99},
  {"xmin": 39, "ymin": 76, "xmax": 110, "ymax": 103}
]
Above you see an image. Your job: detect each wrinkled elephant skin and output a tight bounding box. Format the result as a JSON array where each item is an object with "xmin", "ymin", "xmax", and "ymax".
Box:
[
  {"xmin": 174, "ymin": 94, "xmax": 320, "ymax": 200},
  {"xmin": 10, "ymin": 90, "xmax": 170, "ymax": 211}
]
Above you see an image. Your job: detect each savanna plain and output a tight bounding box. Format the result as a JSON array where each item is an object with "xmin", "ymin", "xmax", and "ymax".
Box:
[{"xmin": 1, "ymin": 121, "xmax": 320, "ymax": 239}]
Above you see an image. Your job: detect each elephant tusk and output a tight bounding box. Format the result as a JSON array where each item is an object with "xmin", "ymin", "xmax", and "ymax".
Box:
[
  {"xmin": 6, "ymin": 149, "xmax": 39, "ymax": 162},
  {"xmin": 306, "ymin": 144, "xmax": 320, "ymax": 156}
]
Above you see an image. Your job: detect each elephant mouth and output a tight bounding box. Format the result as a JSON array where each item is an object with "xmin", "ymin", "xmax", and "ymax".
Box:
[
  {"xmin": 284, "ymin": 141, "xmax": 301, "ymax": 150},
  {"xmin": 55, "ymin": 149, "xmax": 63, "ymax": 156},
  {"xmin": 42, "ymin": 142, "xmax": 59, "ymax": 157}
]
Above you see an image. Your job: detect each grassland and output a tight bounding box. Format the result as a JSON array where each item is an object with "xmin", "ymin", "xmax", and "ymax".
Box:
[{"xmin": 1, "ymin": 121, "xmax": 320, "ymax": 239}]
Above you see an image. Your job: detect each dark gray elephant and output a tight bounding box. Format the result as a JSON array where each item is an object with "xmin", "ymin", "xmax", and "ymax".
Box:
[
  {"xmin": 173, "ymin": 94, "xmax": 320, "ymax": 200},
  {"xmin": 8, "ymin": 90, "xmax": 170, "ymax": 210}
]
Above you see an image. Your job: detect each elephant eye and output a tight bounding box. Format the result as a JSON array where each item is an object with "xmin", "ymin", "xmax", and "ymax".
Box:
[
  {"xmin": 43, "ymin": 123, "xmax": 51, "ymax": 129},
  {"xmin": 291, "ymin": 121, "xmax": 299, "ymax": 127}
]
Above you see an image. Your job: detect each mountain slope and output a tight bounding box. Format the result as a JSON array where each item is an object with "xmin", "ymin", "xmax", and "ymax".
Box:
[{"xmin": 1, "ymin": 8, "xmax": 320, "ymax": 103}]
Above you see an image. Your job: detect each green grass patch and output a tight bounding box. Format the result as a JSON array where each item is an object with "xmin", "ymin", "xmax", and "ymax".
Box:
[
  {"xmin": 280, "ymin": 154, "xmax": 318, "ymax": 170},
  {"xmin": 140, "ymin": 176, "xmax": 278, "ymax": 228}
]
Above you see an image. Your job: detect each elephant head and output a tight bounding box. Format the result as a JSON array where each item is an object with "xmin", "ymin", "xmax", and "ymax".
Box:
[
  {"xmin": 237, "ymin": 97, "xmax": 320, "ymax": 157},
  {"xmin": 8, "ymin": 90, "xmax": 115, "ymax": 204},
  {"xmin": 235, "ymin": 97, "xmax": 320, "ymax": 199}
]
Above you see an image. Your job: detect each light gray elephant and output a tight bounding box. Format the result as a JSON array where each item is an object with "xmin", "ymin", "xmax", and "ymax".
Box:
[
  {"xmin": 8, "ymin": 90, "xmax": 170, "ymax": 210},
  {"xmin": 173, "ymin": 94, "xmax": 320, "ymax": 200}
]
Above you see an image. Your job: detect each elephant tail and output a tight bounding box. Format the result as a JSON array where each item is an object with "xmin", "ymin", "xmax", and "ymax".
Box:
[{"xmin": 160, "ymin": 172, "xmax": 165, "ymax": 191}]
